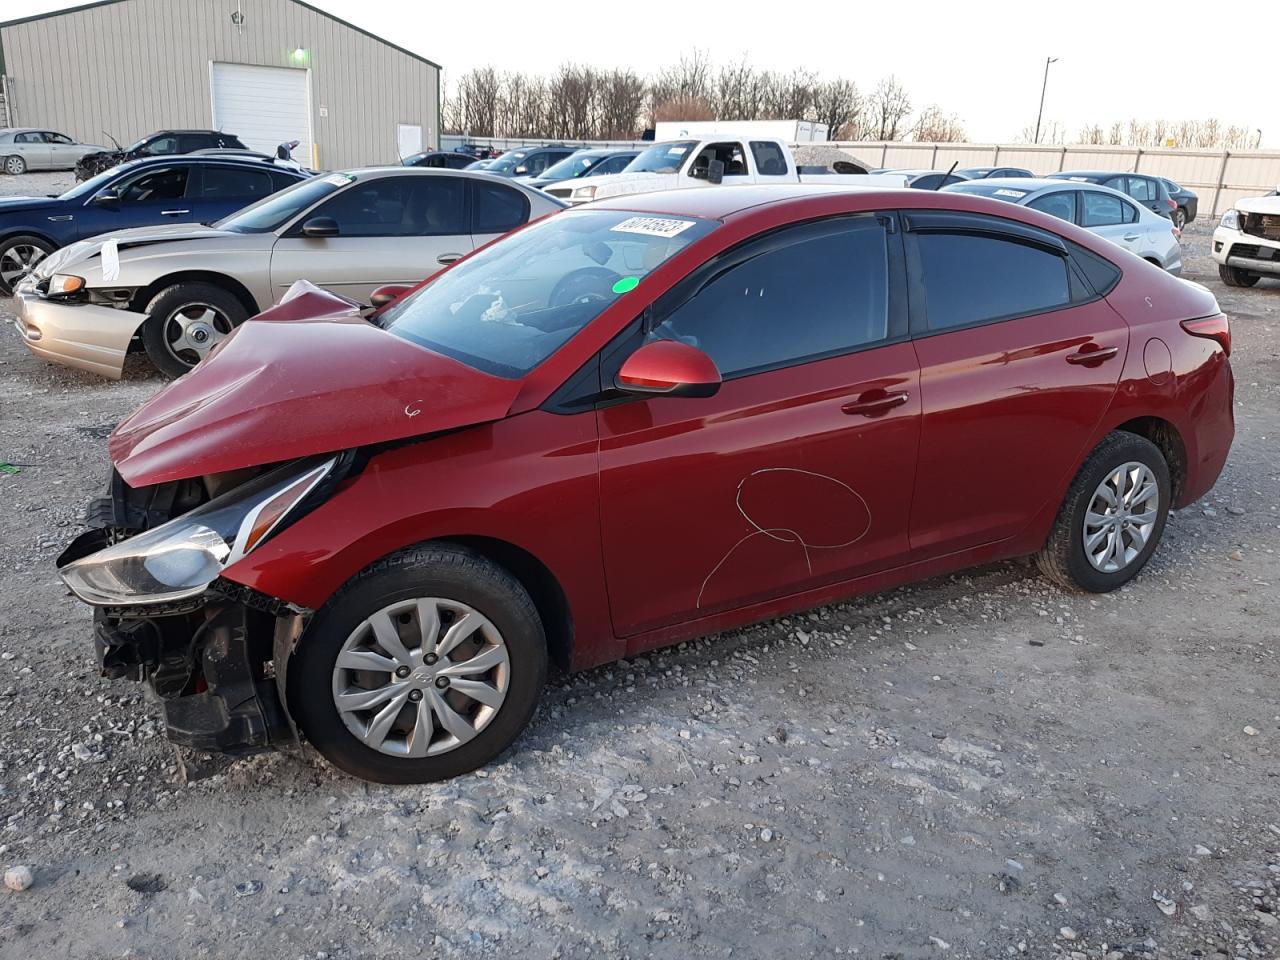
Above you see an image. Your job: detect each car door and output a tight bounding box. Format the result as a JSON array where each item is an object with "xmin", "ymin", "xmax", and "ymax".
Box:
[
  {"xmin": 597, "ymin": 214, "xmax": 920, "ymax": 640},
  {"xmin": 686, "ymin": 141, "xmax": 755, "ymax": 186},
  {"xmin": 269, "ymin": 174, "xmax": 471, "ymax": 304},
  {"xmin": 14, "ymin": 131, "xmax": 52, "ymax": 170},
  {"xmin": 1125, "ymin": 176, "xmax": 1163, "ymax": 217},
  {"xmin": 1026, "ymin": 189, "xmax": 1077, "ymax": 225},
  {"xmin": 904, "ymin": 212, "xmax": 1128, "ymax": 555},
  {"xmin": 1079, "ymin": 190, "xmax": 1142, "ymax": 255},
  {"xmin": 42, "ymin": 132, "xmax": 81, "ymax": 168},
  {"xmin": 75, "ymin": 164, "xmax": 197, "ymax": 238},
  {"xmin": 192, "ymin": 163, "xmax": 276, "ymax": 222}
]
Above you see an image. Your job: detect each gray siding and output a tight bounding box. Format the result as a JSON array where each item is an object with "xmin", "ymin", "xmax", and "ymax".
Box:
[{"xmin": 0, "ymin": 0, "xmax": 440, "ymax": 168}]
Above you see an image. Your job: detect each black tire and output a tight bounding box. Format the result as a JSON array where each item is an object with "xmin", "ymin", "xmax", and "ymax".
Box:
[
  {"xmin": 1036, "ymin": 431, "xmax": 1171, "ymax": 593},
  {"xmin": 1172, "ymin": 207, "xmax": 1187, "ymax": 230},
  {"xmin": 0, "ymin": 234, "xmax": 55, "ymax": 296},
  {"xmin": 1219, "ymin": 264, "xmax": 1260, "ymax": 288},
  {"xmin": 142, "ymin": 282, "xmax": 248, "ymax": 378},
  {"xmin": 3, "ymin": 155, "xmax": 27, "ymax": 176},
  {"xmin": 286, "ymin": 544, "xmax": 547, "ymax": 784}
]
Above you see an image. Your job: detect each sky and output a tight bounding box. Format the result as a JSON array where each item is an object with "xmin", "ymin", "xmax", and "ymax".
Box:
[{"xmin": 4, "ymin": 0, "xmax": 1273, "ymax": 145}]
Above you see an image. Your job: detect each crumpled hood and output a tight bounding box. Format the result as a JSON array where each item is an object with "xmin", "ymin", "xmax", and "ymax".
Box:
[
  {"xmin": 0, "ymin": 195, "xmax": 58, "ymax": 213},
  {"xmin": 1236, "ymin": 194, "xmax": 1280, "ymax": 216},
  {"xmin": 109, "ymin": 286, "xmax": 524, "ymax": 486}
]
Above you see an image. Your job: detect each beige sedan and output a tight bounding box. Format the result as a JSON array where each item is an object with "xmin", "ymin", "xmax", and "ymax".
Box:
[
  {"xmin": 13, "ymin": 167, "xmax": 565, "ymax": 378},
  {"xmin": 1, "ymin": 128, "xmax": 108, "ymax": 175}
]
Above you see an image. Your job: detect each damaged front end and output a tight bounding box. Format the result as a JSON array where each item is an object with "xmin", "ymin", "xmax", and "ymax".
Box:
[{"xmin": 57, "ymin": 455, "xmax": 349, "ymax": 755}]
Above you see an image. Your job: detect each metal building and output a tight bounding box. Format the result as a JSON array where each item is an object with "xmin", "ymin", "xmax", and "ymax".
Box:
[{"xmin": 0, "ymin": 0, "xmax": 441, "ymax": 169}]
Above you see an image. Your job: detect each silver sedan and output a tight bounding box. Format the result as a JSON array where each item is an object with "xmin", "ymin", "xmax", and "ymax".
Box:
[
  {"xmin": 14, "ymin": 168, "xmax": 566, "ymax": 378},
  {"xmin": 1, "ymin": 128, "xmax": 108, "ymax": 175},
  {"xmin": 942, "ymin": 178, "xmax": 1182, "ymax": 273}
]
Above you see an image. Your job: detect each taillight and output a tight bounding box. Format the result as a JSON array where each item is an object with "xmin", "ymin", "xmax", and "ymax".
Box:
[
  {"xmin": 1181, "ymin": 314, "xmax": 1231, "ymax": 356},
  {"xmin": 1167, "ymin": 197, "xmax": 1177, "ymax": 210}
]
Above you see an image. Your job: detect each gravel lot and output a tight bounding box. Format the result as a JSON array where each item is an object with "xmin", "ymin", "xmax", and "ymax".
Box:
[{"xmin": 0, "ymin": 169, "xmax": 1276, "ymax": 960}]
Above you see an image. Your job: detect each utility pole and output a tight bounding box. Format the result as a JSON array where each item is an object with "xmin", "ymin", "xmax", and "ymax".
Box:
[{"xmin": 1034, "ymin": 57, "xmax": 1059, "ymax": 144}]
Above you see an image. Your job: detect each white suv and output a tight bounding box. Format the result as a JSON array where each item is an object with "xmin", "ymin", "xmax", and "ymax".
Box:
[{"xmin": 1213, "ymin": 190, "xmax": 1280, "ymax": 287}]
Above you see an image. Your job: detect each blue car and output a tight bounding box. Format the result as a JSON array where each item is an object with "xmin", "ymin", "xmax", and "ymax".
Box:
[{"xmin": 0, "ymin": 155, "xmax": 309, "ymax": 294}]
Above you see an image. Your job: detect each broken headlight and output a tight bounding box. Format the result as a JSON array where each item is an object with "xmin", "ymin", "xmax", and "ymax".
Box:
[{"xmin": 60, "ymin": 458, "xmax": 335, "ymax": 606}]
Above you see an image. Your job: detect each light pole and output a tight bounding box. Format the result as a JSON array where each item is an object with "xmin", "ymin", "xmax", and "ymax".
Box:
[{"xmin": 1034, "ymin": 57, "xmax": 1059, "ymax": 144}]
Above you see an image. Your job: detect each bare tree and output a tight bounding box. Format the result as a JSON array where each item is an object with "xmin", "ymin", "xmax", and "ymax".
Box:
[
  {"xmin": 812, "ymin": 79, "xmax": 862, "ymax": 139},
  {"xmin": 648, "ymin": 50, "xmax": 714, "ymax": 126},
  {"xmin": 546, "ymin": 63, "xmax": 597, "ymax": 139},
  {"xmin": 450, "ymin": 66, "xmax": 501, "ymax": 136},
  {"xmin": 652, "ymin": 94, "xmax": 714, "ymax": 123},
  {"xmin": 598, "ymin": 68, "xmax": 645, "ymax": 139},
  {"xmin": 868, "ymin": 76, "xmax": 912, "ymax": 141},
  {"xmin": 911, "ymin": 104, "xmax": 966, "ymax": 142}
]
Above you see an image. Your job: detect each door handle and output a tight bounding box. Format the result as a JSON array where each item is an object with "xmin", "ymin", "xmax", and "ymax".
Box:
[
  {"xmin": 841, "ymin": 391, "xmax": 910, "ymax": 417},
  {"xmin": 1066, "ymin": 345, "xmax": 1120, "ymax": 365},
  {"xmin": 160, "ymin": 209, "xmax": 190, "ymax": 216},
  {"xmin": 436, "ymin": 253, "xmax": 462, "ymax": 265},
  {"xmin": 1122, "ymin": 233, "xmax": 1140, "ymax": 242}
]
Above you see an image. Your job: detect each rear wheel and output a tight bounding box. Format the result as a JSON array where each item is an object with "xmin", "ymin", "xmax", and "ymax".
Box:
[
  {"xmin": 286, "ymin": 544, "xmax": 547, "ymax": 783},
  {"xmin": 1036, "ymin": 432, "xmax": 1171, "ymax": 593},
  {"xmin": 1172, "ymin": 207, "xmax": 1187, "ymax": 230},
  {"xmin": 3, "ymin": 155, "xmax": 26, "ymax": 176},
  {"xmin": 1219, "ymin": 264, "xmax": 1260, "ymax": 288},
  {"xmin": 0, "ymin": 234, "xmax": 54, "ymax": 296},
  {"xmin": 142, "ymin": 282, "xmax": 248, "ymax": 378}
]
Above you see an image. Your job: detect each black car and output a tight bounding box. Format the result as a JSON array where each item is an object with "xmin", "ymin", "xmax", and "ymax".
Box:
[
  {"xmin": 1159, "ymin": 178, "xmax": 1199, "ymax": 229},
  {"xmin": 954, "ymin": 166, "xmax": 1035, "ymax": 179},
  {"xmin": 75, "ymin": 130, "xmax": 248, "ymax": 181},
  {"xmin": 483, "ymin": 145, "xmax": 578, "ymax": 179},
  {"xmin": 402, "ymin": 151, "xmax": 476, "ymax": 170},
  {"xmin": 1047, "ymin": 170, "xmax": 1177, "ymax": 220},
  {"xmin": 0, "ymin": 155, "xmax": 307, "ymax": 295},
  {"xmin": 523, "ymin": 148, "xmax": 640, "ymax": 192}
]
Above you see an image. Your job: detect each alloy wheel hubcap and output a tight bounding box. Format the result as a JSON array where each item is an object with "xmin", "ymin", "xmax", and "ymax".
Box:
[
  {"xmin": 331, "ymin": 597, "xmax": 511, "ymax": 758},
  {"xmin": 0, "ymin": 244, "xmax": 46, "ymax": 287},
  {"xmin": 1083, "ymin": 461, "xmax": 1159, "ymax": 573},
  {"xmin": 4, "ymin": 157, "xmax": 22, "ymax": 174},
  {"xmin": 165, "ymin": 305, "xmax": 231, "ymax": 366}
]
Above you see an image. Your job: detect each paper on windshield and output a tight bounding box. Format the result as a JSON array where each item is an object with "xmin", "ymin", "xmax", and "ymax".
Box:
[
  {"xmin": 994, "ymin": 189, "xmax": 1028, "ymax": 198},
  {"xmin": 101, "ymin": 239, "xmax": 120, "ymax": 282},
  {"xmin": 611, "ymin": 216, "xmax": 697, "ymax": 239},
  {"xmin": 324, "ymin": 174, "xmax": 354, "ymax": 186}
]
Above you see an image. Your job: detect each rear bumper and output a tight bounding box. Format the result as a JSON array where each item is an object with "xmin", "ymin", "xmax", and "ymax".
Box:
[{"xmin": 12, "ymin": 280, "xmax": 144, "ymax": 378}]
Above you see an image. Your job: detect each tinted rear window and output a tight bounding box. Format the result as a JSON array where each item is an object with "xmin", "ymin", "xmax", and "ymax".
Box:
[{"xmin": 917, "ymin": 232, "xmax": 1070, "ymax": 331}]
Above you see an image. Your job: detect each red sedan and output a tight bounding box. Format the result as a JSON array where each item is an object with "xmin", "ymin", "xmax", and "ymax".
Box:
[{"xmin": 58, "ymin": 185, "xmax": 1234, "ymax": 783}]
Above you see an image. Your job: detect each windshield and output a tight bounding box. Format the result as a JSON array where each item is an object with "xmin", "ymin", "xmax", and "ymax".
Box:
[
  {"xmin": 625, "ymin": 141, "xmax": 697, "ymax": 174},
  {"xmin": 487, "ymin": 150, "xmax": 531, "ymax": 174},
  {"xmin": 381, "ymin": 208, "xmax": 718, "ymax": 378},
  {"xmin": 540, "ymin": 153, "xmax": 600, "ymax": 181},
  {"xmin": 214, "ymin": 174, "xmax": 348, "ymax": 233}
]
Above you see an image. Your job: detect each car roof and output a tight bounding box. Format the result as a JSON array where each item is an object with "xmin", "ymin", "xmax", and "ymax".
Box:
[
  {"xmin": 1051, "ymin": 170, "xmax": 1151, "ymax": 179},
  {"xmin": 947, "ymin": 177, "xmax": 1067, "ymax": 192}
]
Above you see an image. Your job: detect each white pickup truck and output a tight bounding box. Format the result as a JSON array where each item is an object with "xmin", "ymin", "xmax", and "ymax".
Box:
[{"xmin": 540, "ymin": 136, "xmax": 900, "ymax": 205}]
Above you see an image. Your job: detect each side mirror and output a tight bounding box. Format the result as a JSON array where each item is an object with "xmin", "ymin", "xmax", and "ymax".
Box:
[
  {"xmin": 92, "ymin": 190, "xmax": 120, "ymax": 208},
  {"xmin": 706, "ymin": 159, "xmax": 725, "ymax": 185},
  {"xmin": 301, "ymin": 216, "xmax": 339, "ymax": 238},
  {"xmin": 369, "ymin": 283, "xmax": 413, "ymax": 308},
  {"xmin": 615, "ymin": 340, "xmax": 721, "ymax": 399}
]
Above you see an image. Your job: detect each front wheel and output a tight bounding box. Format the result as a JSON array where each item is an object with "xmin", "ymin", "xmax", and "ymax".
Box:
[
  {"xmin": 1036, "ymin": 432, "xmax": 1171, "ymax": 592},
  {"xmin": 1219, "ymin": 264, "xmax": 1260, "ymax": 288},
  {"xmin": 286, "ymin": 544, "xmax": 547, "ymax": 783},
  {"xmin": 0, "ymin": 234, "xmax": 54, "ymax": 296},
  {"xmin": 142, "ymin": 282, "xmax": 248, "ymax": 378}
]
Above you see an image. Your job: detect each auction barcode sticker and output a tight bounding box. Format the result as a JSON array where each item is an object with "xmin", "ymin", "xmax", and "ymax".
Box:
[
  {"xmin": 993, "ymin": 189, "xmax": 1028, "ymax": 198},
  {"xmin": 611, "ymin": 216, "xmax": 696, "ymax": 238}
]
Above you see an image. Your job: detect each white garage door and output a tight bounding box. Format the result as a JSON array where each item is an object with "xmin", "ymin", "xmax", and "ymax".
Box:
[{"xmin": 211, "ymin": 62, "xmax": 312, "ymax": 162}]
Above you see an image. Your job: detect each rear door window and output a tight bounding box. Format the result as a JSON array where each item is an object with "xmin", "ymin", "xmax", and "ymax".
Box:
[
  {"xmin": 199, "ymin": 165, "xmax": 273, "ymax": 201},
  {"xmin": 1081, "ymin": 191, "xmax": 1126, "ymax": 227},
  {"xmin": 913, "ymin": 226, "xmax": 1070, "ymax": 331},
  {"xmin": 472, "ymin": 180, "xmax": 530, "ymax": 234},
  {"xmin": 749, "ymin": 141, "xmax": 790, "ymax": 176},
  {"xmin": 1127, "ymin": 177, "xmax": 1155, "ymax": 202}
]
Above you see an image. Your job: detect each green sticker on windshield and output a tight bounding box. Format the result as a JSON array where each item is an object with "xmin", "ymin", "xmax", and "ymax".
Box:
[{"xmin": 612, "ymin": 276, "xmax": 640, "ymax": 294}]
